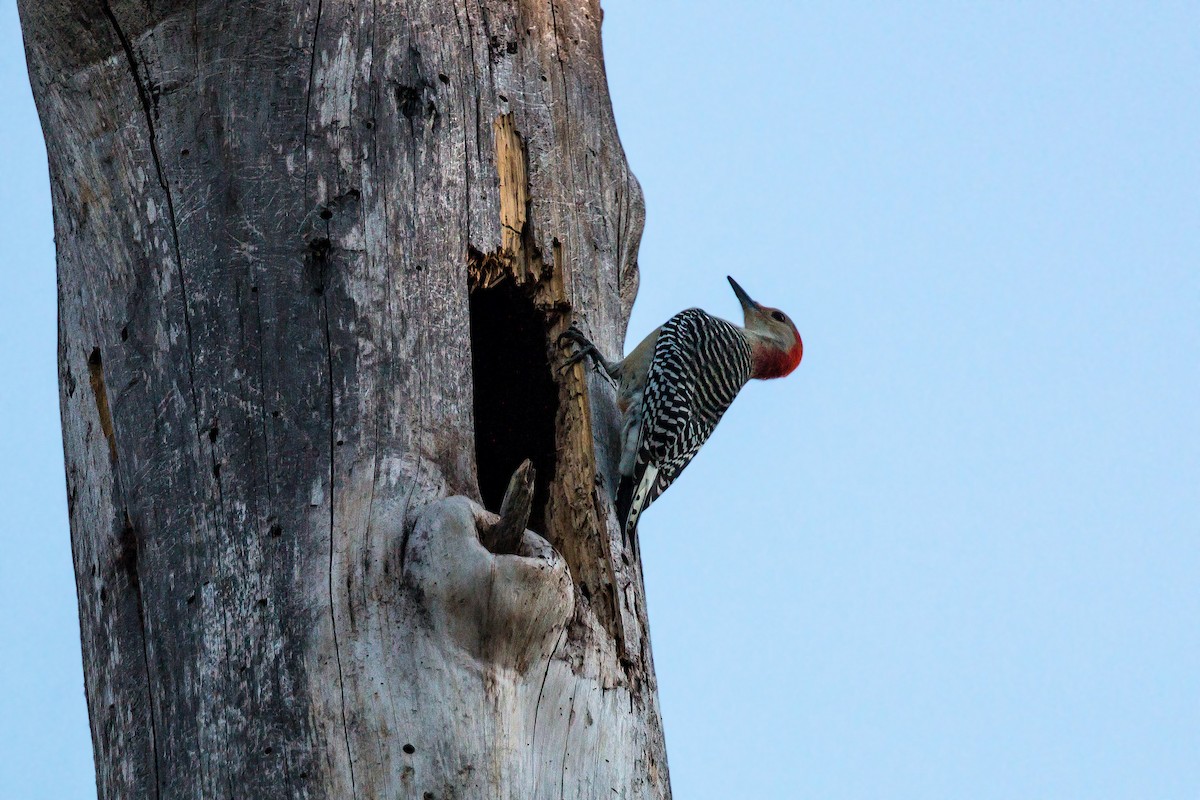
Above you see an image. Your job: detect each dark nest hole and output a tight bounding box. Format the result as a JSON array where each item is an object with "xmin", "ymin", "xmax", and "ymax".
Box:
[{"xmin": 469, "ymin": 280, "xmax": 559, "ymax": 534}]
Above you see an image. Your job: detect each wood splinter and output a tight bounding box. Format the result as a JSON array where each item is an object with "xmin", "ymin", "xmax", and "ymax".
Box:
[{"xmin": 480, "ymin": 459, "xmax": 535, "ymax": 555}]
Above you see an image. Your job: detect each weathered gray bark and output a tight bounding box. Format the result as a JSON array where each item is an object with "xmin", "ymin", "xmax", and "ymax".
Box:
[{"xmin": 21, "ymin": 0, "xmax": 664, "ymax": 797}]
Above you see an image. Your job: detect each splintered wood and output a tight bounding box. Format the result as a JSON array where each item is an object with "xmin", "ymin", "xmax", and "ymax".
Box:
[
  {"xmin": 469, "ymin": 114, "xmax": 540, "ymax": 291},
  {"xmin": 470, "ymin": 112, "xmax": 566, "ymax": 315},
  {"xmin": 495, "ymin": 114, "xmax": 534, "ymax": 282}
]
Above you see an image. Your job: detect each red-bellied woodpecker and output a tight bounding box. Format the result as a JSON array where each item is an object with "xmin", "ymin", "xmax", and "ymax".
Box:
[{"xmin": 559, "ymin": 276, "xmax": 803, "ymax": 539}]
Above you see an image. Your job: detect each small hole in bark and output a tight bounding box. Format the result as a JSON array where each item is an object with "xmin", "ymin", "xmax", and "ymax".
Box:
[
  {"xmin": 187, "ymin": 593, "xmax": 196, "ymax": 605},
  {"xmin": 309, "ymin": 236, "xmax": 331, "ymax": 256},
  {"xmin": 180, "ymin": 148, "xmax": 190, "ymax": 156},
  {"xmin": 213, "ymin": 463, "xmax": 221, "ymax": 479},
  {"xmin": 319, "ymin": 207, "xmax": 333, "ymax": 220},
  {"xmin": 120, "ymin": 326, "xmax": 128, "ymax": 342},
  {"xmin": 257, "ymin": 598, "xmax": 267, "ymax": 608},
  {"xmin": 269, "ymin": 521, "xmax": 283, "ymax": 538},
  {"xmin": 438, "ymin": 73, "xmax": 449, "ymax": 84},
  {"xmin": 209, "ymin": 426, "xmax": 219, "ymax": 442},
  {"xmin": 100, "ymin": 586, "xmax": 108, "ymax": 603},
  {"xmin": 336, "ymin": 439, "xmax": 344, "ymax": 446},
  {"xmin": 263, "ymin": 746, "xmax": 273, "ymax": 755},
  {"xmin": 469, "ymin": 281, "xmax": 558, "ymax": 533},
  {"xmin": 403, "ymin": 743, "xmax": 416, "ymax": 755},
  {"xmin": 396, "ymin": 84, "xmax": 421, "ymax": 118}
]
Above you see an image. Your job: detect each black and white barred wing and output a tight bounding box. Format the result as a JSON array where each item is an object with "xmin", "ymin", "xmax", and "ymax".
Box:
[{"xmin": 618, "ymin": 308, "xmax": 753, "ymax": 535}]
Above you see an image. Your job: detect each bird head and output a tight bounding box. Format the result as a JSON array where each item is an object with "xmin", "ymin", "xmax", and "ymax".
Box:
[{"xmin": 728, "ymin": 275, "xmax": 803, "ymax": 379}]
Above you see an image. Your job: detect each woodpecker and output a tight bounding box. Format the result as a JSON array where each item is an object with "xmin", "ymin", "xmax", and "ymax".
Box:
[{"xmin": 559, "ymin": 276, "xmax": 803, "ymax": 539}]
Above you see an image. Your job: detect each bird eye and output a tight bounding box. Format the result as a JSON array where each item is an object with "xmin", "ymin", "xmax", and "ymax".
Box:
[{"xmin": 770, "ymin": 311, "xmax": 785, "ymax": 322}]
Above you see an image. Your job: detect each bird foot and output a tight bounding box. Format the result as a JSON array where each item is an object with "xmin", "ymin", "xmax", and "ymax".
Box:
[{"xmin": 557, "ymin": 325, "xmax": 596, "ymax": 372}]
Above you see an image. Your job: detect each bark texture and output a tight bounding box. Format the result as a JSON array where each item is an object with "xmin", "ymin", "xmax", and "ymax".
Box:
[{"xmin": 21, "ymin": 0, "xmax": 663, "ymax": 797}]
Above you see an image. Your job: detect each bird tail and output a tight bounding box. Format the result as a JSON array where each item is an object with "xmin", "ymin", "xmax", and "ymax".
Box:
[{"xmin": 616, "ymin": 464, "xmax": 658, "ymax": 547}]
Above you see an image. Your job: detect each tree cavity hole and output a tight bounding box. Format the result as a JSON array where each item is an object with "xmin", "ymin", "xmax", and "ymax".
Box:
[{"xmin": 469, "ymin": 281, "xmax": 558, "ymax": 534}]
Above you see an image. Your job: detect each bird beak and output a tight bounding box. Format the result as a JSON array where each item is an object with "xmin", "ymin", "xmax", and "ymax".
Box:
[{"xmin": 727, "ymin": 276, "xmax": 760, "ymax": 315}]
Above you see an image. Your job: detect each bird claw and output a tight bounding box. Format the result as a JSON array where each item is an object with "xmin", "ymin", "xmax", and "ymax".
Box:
[
  {"xmin": 556, "ymin": 325, "xmax": 586, "ymax": 348},
  {"xmin": 556, "ymin": 324, "xmax": 617, "ymax": 385},
  {"xmin": 558, "ymin": 351, "xmax": 588, "ymax": 375},
  {"xmin": 557, "ymin": 325, "xmax": 589, "ymax": 374}
]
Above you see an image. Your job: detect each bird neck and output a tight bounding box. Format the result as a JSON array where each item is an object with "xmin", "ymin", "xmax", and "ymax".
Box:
[{"xmin": 745, "ymin": 330, "xmax": 803, "ymax": 380}]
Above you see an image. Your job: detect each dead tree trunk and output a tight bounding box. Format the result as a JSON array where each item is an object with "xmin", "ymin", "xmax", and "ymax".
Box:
[{"xmin": 20, "ymin": 1, "xmax": 664, "ymax": 797}]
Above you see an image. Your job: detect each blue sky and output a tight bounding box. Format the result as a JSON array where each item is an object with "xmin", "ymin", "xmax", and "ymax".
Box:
[{"xmin": 2, "ymin": 1, "xmax": 1197, "ymax": 798}]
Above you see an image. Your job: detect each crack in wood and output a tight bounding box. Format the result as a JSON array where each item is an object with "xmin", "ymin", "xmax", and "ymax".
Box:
[
  {"xmin": 100, "ymin": 0, "xmax": 200, "ymax": 447},
  {"xmin": 531, "ymin": 625, "xmax": 568, "ymax": 758},
  {"xmin": 300, "ymin": 2, "xmax": 359, "ymax": 796},
  {"xmin": 80, "ymin": 0, "xmax": 167, "ymax": 741}
]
